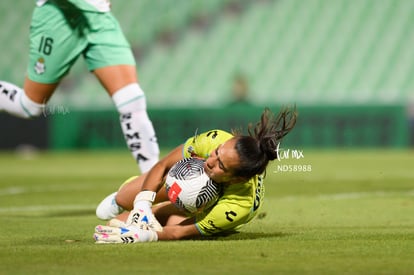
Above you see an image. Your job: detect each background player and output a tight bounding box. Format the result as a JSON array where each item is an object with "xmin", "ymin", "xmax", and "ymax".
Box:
[
  {"xmin": 94, "ymin": 107, "xmax": 297, "ymax": 242},
  {"xmin": 0, "ymin": 0, "xmax": 159, "ymax": 173}
]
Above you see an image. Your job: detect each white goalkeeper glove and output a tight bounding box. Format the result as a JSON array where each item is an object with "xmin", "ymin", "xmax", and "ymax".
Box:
[
  {"xmin": 126, "ymin": 190, "xmax": 163, "ymax": 232},
  {"xmin": 94, "ymin": 224, "xmax": 158, "ymax": 244},
  {"xmin": 108, "ymin": 218, "xmax": 127, "ymax": 227}
]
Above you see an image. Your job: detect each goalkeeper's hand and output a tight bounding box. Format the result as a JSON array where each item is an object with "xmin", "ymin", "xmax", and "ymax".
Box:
[
  {"xmin": 94, "ymin": 224, "xmax": 158, "ymax": 244},
  {"xmin": 126, "ymin": 191, "xmax": 163, "ymax": 232}
]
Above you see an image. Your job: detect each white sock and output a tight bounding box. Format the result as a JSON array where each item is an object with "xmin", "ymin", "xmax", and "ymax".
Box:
[
  {"xmin": 0, "ymin": 81, "xmax": 45, "ymax": 118},
  {"xmin": 96, "ymin": 192, "xmax": 124, "ymax": 220},
  {"xmin": 112, "ymin": 83, "xmax": 159, "ymax": 173}
]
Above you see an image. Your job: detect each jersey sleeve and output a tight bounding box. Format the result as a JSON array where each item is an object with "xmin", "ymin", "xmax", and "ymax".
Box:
[{"xmin": 182, "ymin": 130, "xmax": 233, "ymax": 159}]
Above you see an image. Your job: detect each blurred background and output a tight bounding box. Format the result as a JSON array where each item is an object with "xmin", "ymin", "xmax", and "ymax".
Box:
[{"xmin": 0, "ymin": 0, "xmax": 413, "ymax": 151}]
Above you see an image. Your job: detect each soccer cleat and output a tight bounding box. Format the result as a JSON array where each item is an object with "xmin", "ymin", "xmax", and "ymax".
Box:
[{"xmin": 96, "ymin": 192, "xmax": 124, "ymax": 220}]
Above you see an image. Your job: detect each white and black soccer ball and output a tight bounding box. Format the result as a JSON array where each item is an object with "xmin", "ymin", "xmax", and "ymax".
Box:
[{"xmin": 165, "ymin": 158, "xmax": 221, "ymax": 214}]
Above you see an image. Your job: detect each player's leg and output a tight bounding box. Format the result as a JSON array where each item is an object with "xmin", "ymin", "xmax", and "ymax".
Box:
[
  {"xmin": 1, "ymin": 2, "xmax": 84, "ymax": 118},
  {"xmin": 93, "ymin": 65, "xmax": 160, "ymax": 173},
  {"xmin": 96, "ymin": 173, "xmax": 168, "ymax": 220},
  {"xmin": 0, "ymin": 3, "xmax": 56, "ymax": 118},
  {"xmin": 96, "ymin": 175, "xmax": 138, "ymax": 220},
  {"xmin": 0, "ymin": 78, "xmax": 55, "ymax": 118},
  {"xmin": 86, "ymin": 11, "xmax": 159, "ymax": 173}
]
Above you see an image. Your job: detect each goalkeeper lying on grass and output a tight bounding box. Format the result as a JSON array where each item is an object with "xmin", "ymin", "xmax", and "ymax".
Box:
[{"xmin": 94, "ymin": 107, "xmax": 297, "ymax": 243}]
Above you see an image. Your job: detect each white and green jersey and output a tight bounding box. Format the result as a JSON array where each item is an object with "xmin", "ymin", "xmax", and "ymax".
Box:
[
  {"xmin": 29, "ymin": 0, "xmax": 134, "ymax": 83},
  {"xmin": 36, "ymin": 0, "xmax": 111, "ymax": 12},
  {"xmin": 182, "ymin": 130, "xmax": 265, "ymax": 236}
]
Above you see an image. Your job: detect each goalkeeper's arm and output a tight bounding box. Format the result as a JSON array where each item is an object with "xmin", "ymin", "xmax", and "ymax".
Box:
[
  {"xmin": 121, "ymin": 145, "xmax": 185, "ymax": 231},
  {"xmin": 116, "ymin": 145, "xmax": 184, "ymax": 208},
  {"xmin": 156, "ymin": 221, "xmax": 201, "ymax": 240},
  {"xmin": 94, "ymin": 218, "xmax": 201, "ymax": 243},
  {"xmin": 141, "ymin": 145, "xmax": 184, "ymax": 194}
]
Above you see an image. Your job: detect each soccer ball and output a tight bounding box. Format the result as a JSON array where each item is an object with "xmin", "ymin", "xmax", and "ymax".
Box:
[{"xmin": 165, "ymin": 158, "xmax": 221, "ymax": 214}]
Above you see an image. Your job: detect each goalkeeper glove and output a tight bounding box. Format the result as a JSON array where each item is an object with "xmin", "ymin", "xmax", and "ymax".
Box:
[
  {"xmin": 108, "ymin": 218, "xmax": 127, "ymax": 228},
  {"xmin": 126, "ymin": 190, "xmax": 163, "ymax": 232},
  {"xmin": 94, "ymin": 224, "xmax": 158, "ymax": 244}
]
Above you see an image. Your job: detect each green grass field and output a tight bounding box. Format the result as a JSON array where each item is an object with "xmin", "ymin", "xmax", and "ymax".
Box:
[{"xmin": 0, "ymin": 149, "xmax": 413, "ymax": 274}]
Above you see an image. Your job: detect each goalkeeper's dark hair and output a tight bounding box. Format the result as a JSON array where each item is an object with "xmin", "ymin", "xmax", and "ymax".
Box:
[{"xmin": 232, "ymin": 106, "xmax": 297, "ymax": 179}]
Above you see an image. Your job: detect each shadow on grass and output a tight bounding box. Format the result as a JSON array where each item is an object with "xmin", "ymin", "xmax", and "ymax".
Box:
[
  {"xmin": 20, "ymin": 232, "xmax": 292, "ymax": 247},
  {"xmin": 199, "ymin": 231, "xmax": 294, "ymax": 241}
]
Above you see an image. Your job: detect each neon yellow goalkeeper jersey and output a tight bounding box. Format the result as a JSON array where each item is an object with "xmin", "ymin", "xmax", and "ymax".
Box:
[{"xmin": 182, "ymin": 130, "xmax": 265, "ymax": 236}]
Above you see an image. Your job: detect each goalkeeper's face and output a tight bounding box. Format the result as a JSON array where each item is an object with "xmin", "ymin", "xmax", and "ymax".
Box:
[{"xmin": 204, "ymin": 138, "xmax": 241, "ymax": 184}]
